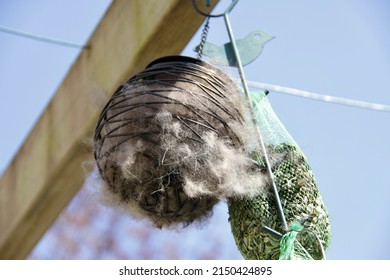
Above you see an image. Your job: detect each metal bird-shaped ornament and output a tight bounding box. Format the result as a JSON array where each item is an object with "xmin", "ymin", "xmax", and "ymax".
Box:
[{"xmin": 194, "ymin": 30, "xmax": 274, "ymax": 66}]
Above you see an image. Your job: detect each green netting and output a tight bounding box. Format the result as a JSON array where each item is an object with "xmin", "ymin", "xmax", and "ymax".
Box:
[{"xmin": 228, "ymin": 89, "xmax": 331, "ymax": 260}]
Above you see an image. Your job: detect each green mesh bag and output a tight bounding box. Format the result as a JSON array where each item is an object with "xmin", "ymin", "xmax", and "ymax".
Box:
[{"xmin": 228, "ymin": 89, "xmax": 331, "ymax": 260}]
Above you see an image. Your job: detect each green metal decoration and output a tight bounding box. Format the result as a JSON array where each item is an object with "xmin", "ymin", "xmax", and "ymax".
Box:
[{"xmin": 194, "ymin": 30, "xmax": 274, "ymax": 66}]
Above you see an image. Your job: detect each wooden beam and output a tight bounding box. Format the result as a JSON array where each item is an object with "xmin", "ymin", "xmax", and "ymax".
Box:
[{"xmin": 0, "ymin": 0, "xmax": 218, "ymax": 259}]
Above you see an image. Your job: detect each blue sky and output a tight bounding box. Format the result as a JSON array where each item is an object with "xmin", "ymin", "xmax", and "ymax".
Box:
[{"xmin": 1, "ymin": 0, "xmax": 389, "ymax": 259}]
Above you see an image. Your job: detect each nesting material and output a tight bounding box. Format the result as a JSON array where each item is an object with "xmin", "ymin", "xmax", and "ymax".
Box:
[{"xmin": 94, "ymin": 56, "xmax": 265, "ymax": 227}]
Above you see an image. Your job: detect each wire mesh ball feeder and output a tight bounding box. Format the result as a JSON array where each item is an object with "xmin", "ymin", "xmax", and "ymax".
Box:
[{"xmin": 94, "ymin": 56, "xmax": 258, "ymax": 228}]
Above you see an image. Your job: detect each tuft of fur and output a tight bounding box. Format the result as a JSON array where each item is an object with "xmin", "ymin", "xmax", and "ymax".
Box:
[{"xmin": 182, "ymin": 131, "xmax": 266, "ymax": 198}]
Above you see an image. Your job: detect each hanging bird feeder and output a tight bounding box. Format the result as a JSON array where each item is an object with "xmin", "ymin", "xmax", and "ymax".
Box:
[{"xmin": 94, "ymin": 0, "xmax": 331, "ymax": 260}]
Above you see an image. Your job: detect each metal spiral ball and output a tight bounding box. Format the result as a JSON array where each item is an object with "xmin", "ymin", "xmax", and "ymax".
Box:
[{"xmin": 94, "ymin": 56, "xmax": 250, "ymax": 227}]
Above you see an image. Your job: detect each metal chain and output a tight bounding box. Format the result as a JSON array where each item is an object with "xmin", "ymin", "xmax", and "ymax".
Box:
[{"xmin": 197, "ymin": 16, "xmax": 210, "ymax": 60}]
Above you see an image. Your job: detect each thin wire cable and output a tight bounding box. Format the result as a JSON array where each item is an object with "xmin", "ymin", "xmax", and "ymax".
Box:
[
  {"xmin": 246, "ymin": 80, "xmax": 390, "ymax": 112},
  {"xmin": 0, "ymin": 25, "xmax": 88, "ymax": 49},
  {"xmin": 223, "ymin": 12, "xmax": 288, "ymax": 231}
]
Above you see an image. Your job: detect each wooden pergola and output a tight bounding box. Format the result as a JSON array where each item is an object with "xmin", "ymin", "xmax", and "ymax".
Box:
[{"xmin": 0, "ymin": 0, "xmax": 218, "ymax": 259}]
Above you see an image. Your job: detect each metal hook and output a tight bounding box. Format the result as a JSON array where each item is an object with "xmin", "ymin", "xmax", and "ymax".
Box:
[{"xmin": 192, "ymin": 0, "xmax": 239, "ymax": 18}]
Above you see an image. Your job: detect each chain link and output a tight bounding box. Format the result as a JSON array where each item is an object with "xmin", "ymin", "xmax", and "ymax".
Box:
[{"xmin": 197, "ymin": 16, "xmax": 210, "ymax": 60}]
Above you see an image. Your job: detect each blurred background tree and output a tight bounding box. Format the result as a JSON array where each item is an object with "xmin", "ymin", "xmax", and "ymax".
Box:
[{"xmin": 28, "ymin": 174, "xmax": 243, "ymax": 259}]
